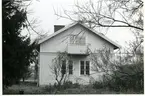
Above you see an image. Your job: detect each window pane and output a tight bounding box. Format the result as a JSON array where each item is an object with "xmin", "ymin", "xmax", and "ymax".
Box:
[
  {"xmin": 86, "ymin": 65, "xmax": 89, "ymax": 69},
  {"xmin": 86, "ymin": 61, "xmax": 90, "ymax": 75},
  {"xmin": 61, "ymin": 69, "xmax": 66, "ymax": 74},
  {"xmin": 81, "ymin": 70, "xmax": 84, "ymax": 74},
  {"xmin": 80, "ymin": 61, "xmax": 84, "ymax": 75},
  {"xmin": 69, "ymin": 69, "xmax": 73, "ymax": 74},
  {"xmin": 62, "ymin": 60, "xmax": 66, "ymax": 69},
  {"xmin": 69, "ymin": 60, "xmax": 73, "ymax": 68},
  {"xmin": 69, "ymin": 65, "xmax": 73, "ymax": 69},
  {"xmin": 69, "ymin": 60, "xmax": 73, "ymax": 74},
  {"xmin": 81, "ymin": 61, "xmax": 84, "ymax": 66},
  {"xmin": 86, "ymin": 70, "xmax": 89, "ymax": 75},
  {"xmin": 61, "ymin": 60, "xmax": 66, "ymax": 74},
  {"xmin": 86, "ymin": 61, "xmax": 89, "ymax": 66}
]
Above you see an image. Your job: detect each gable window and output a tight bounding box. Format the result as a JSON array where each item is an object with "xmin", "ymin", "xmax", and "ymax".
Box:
[
  {"xmin": 61, "ymin": 60, "xmax": 73, "ymax": 75},
  {"xmin": 80, "ymin": 61, "xmax": 90, "ymax": 75},
  {"xmin": 70, "ymin": 35, "xmax": 86, "ymax": 45}
]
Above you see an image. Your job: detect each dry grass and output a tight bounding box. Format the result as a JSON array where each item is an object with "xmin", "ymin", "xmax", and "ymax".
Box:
[
  {"xmin": 3, "ymin": 82, "xmax": 143, "ymax": 94},
  {"xmin": 3, "ymin": 82, "xmax": 49, "ymax": 94}
]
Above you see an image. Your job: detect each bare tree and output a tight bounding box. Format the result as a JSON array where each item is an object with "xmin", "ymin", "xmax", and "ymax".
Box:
[
  {"xmin": 88, "ymin": 41, "xmax": 143, "ymax": 91},
  {"xmin": 54, "ymin": 0, "xmax": 143, "ymax": 50},
  {"xmin": 55, "ymin": 0, "xmax": 143, "ymax": 31},
  {"xmin": 50, "ymin": 52, "xmax": 71, "ymax": 87},
  {"xmin": 19, "ymin": 0, "xmax": 49, "ymax": 37}
]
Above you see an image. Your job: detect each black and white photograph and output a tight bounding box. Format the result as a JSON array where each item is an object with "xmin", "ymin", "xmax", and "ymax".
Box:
[{"xmin": 2, "ymin": 0, "xmax": 144, "ymax": 94}]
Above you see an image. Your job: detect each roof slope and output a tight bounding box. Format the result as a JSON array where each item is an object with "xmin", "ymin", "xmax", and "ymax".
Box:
[{"xmin": 38, "ymin": 22, "xmax": 121, "ymax": 49}]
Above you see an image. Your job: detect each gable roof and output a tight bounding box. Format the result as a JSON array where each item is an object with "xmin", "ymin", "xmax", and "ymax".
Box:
[{"xmin": 38, "ymin": 22, "xmax": 121, "ymax": 49}]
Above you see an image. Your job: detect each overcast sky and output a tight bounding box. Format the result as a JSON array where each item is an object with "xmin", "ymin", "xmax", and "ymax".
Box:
[{"xmin": 25, "ymin": 0, "xmax": 135, "ymax": 48}]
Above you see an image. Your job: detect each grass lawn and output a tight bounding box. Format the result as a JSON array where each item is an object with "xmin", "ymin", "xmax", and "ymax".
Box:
[
  {"xmin": 3, "ymin": 82, "xmax": 49, "ymax": 94},
  {"xmin": 56, "ymin": 87, "xmax": 117, "ymax": 94},
  {"xmin": 3, "ymin": 82, "xmax": 143, "ymax": 94}
]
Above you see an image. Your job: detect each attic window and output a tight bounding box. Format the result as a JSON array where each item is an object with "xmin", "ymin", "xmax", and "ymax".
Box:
[{"xmin": 70, "ymin": 35, "xmax": 86, "ymax": 45}]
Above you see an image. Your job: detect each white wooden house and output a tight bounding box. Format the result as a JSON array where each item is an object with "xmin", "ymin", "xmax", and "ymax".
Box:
[{"xmin": 38, "ymin": 22, "xmax": 120, "ymax": 86}]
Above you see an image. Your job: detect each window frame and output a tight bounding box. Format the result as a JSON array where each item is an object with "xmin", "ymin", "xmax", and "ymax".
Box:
[
  {"xmin": 69, "ymin": 34, "xmax": 86, "ymax": 45},
  {"xmin": 80, "ymin": 61, "xmax": 85, "ymax": 75},
  {"xmin": 61, "ymin": 60, "xmax": 74, "ymax": 75},
  {"xmin": 68, "ymin": 60, "xmax": 73, "ymax": 75},
  {"xmin": 61, "ymin": 60, "xmax": 66, "ymax": 75},
  {"xmin": 80, "ymin": 60, "xmax": 90, "ymax": 75},
  {"xmin": 86, "ymin": 61, "xmax": 90, "ymax": 75}
]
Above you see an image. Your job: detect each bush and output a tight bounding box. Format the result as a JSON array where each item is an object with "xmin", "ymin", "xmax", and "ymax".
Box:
[
  {"xmin": 114, "ymin": 64, "xmax": 143, "ymax": 92},
  {"xmin": 60, "ymin": 81, "xmax": 80, "ymax": 89},
  {"xmin": 92, "ymin": 62, "xmax": 143, "ymax": 93},
  {"xmin": 43, "ymin": 84, "xmax": 56, "ymax": 93},
  {"xmin": 92, "ymin": 81, "xmax": 104, "ymax": 89},
  {"xmin": 72, "ymin": 83, "xmax": 80, "ymax": 88},
  {"xmin": 101, "ymin": 63, "xmax": 144, "ymax": 92},
  {"xmin": 62, "ymin": 81, "xmax": 73, "ymax": 89}
]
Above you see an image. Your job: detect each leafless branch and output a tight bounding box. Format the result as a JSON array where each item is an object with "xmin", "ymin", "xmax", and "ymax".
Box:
[{"xmin": 54, "ymin": 0, "xmax": 143, "ymax": 31}]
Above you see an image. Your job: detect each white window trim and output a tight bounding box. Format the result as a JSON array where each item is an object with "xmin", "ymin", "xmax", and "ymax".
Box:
[{"xmin": 79, "ymin": 60, "xmax": 90, "ymax": 76}]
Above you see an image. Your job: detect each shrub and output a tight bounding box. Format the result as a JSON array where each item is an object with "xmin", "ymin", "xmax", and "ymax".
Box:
[
  {"xmin": 62, "ymin": 81, "xmax": 73, "ymax": 89},
  {"xmin": 101, "ymin": 63, "xmax": 144, "ymax": 92},
  {"xmin": 43, "ymin": 84, "xmax": 56, "ymax": 93},
  {"xmin": 92, "ymin": 81, "xmax": 104, "ymax": 89},
  {"xmin": 92, "ymin": 62, "xmax": 143, "ymax": 93},
  {"xmin": 60, "ymin": 81, "xmax": 80, "ymax": 89},
  {"xmin": 72, "ymin": 83, "xmax": 80, "ymax": 88},
  {"xmin": 52, "ymin": 81, "xmax": 80, "ymax": 91}
]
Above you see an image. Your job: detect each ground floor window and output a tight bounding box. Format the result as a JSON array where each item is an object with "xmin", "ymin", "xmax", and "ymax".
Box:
[
  {"xmin": 80, "ymin": 61, "xmax": 90, "ymax": 75},
  {"xmin": 68, "ymin": 60, "xmax": 73, "ymax": 74},
  {"xmin": 61, "ymin": 60, "xmax": 73, "ymax": 75},
  {"xmin": 61, "ymin": 60, "xmax": 66, "ymax": 74}
]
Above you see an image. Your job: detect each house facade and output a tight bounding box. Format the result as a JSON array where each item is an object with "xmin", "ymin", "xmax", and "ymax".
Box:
[{"xmin": 38, "ymin": 22, "xmax": 120, "ymax": 86}]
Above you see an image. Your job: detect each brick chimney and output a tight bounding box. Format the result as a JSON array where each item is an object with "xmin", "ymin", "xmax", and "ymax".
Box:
[{"xmin": 54, "ymin": 25, "xmax": 65, "ymax": 32}]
